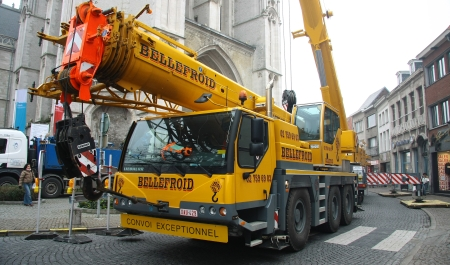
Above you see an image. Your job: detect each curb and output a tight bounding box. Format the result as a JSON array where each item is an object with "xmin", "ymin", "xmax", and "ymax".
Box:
[
  {"xmin": 78, "ymin": 208, "xmax": 121, "ymax": 214},
  {"xmin": 0, "ymin": 227, "xmax": 123, "ymax": 237},
  {"xmin": 0, "ymin": 200, "xmax": 46, "ymax": 205}
]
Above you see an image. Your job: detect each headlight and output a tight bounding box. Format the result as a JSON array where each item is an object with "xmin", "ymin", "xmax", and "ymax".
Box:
[
  {"xmin": 209, "ymin": 207, "xmax": 216, "ymax": 215},
  {"xmin": 120, "ymin": 199, "xmax": 126, "ymax": 206},
  {"xmin": 219, "ymin": 207, "xmax": 226, "ymax": 216},
  {"xmin": 199, "ymin": 206, "xmax": 206, "ymax": 214}
]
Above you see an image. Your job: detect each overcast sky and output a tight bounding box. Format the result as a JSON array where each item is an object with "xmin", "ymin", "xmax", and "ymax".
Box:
[
  {"xmin": 282, "ymin": 0, "xmax": 450, "ymax": 115},
  {"xmin": 3, "ymin": 0, "xmax": 450, "ymax": 116}
]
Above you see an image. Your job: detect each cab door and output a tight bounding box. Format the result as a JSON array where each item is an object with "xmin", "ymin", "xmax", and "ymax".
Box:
[{"xmin": 234, "ymin": 115, "xmax": 275, "ymax": 204}]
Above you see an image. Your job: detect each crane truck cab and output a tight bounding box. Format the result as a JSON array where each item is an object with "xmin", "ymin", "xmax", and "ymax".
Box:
[{"xmin": 0, "ymin": 129, "xmax": 29, "ymax": 186}]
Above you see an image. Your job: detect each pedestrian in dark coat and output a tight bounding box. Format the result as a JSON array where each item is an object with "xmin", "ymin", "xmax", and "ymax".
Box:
[{"xmin": 19, "ymin": 163, "xmax": 35, "ymax": 206}]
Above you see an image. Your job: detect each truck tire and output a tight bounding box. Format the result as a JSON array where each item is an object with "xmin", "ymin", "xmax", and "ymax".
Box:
[
  {"xmin": 322, "ymin": 186, "xmax": 341, "ymax": 233},
  {"xmin": 0, "ymin": 176, "xmax": 18, "ymax": 186},
  {"xmin": 42, "ymin": 177, "xmax": 63, "ymax": 198},
  {"xmin": 340, "ymin": 185, "xmax": 353, "ymax": 226},
  {"xmin": 286, "ymin": 188, "xmax": 311, "ymax": 251},
  {"xmin": 357, "ymin": 190, "xmax": 364, "ymax": 204}
]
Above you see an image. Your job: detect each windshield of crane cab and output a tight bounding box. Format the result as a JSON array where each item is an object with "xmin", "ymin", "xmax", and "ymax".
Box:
[
  {"xmin": 122, "ymin": 111, "xmax": 234, "ymax": 175},
  {"xmin": 294, "ymin": 104, "xmax": 321, "ymax": 141}
]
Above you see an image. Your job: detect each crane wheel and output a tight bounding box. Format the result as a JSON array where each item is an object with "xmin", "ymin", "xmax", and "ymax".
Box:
[
  {"xmin": 286, "ymin": 188, "xmax": 311, "ymax": 251},
  {"xmin": 321, "ymin": 186, "xmax": 341, "ymax": 233},
  {"xmin": 340, "ymin": 185, "xmax": 353, "ymax": 226},
  {"xmin": 82, "ymin": 176, "xmax": 103, "ymax": 201}
]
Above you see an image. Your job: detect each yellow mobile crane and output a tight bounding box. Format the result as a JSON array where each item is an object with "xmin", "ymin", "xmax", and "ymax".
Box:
[
  {"xmin": 31, "ymin": 1, "xmax": 362, "ymax": 251},
  {"xmin": 291, "ymin": 0, "xmax": 369, "ymax": 202}
]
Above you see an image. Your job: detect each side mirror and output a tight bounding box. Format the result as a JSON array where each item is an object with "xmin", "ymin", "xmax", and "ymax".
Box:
[
  {"xmin": 249, "ymin": 142, "xmax": 264, "ymax": 156},
  {"xmin": 251, "ymin": 118, "xmax": 264, "ymax": 143}
]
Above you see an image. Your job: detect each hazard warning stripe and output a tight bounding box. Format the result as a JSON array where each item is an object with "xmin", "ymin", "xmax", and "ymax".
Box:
[
  {"xmin": 377, "ymin": 173, "xmax": 389, "ymax": 184},
  {"xmin": 367, "ymin": 174, "xmax": 379, "ymax": 185},
  {"xmin": 367, "ymin": 173, "xmax": 420, "ymax": 185},
  {"xmin": 76, "ymin": 150, "xmax": 97, "ymax": 177}
]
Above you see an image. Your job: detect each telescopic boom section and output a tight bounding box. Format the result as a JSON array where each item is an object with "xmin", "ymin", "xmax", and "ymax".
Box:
[
  {"xmin": 30, "ymin": 1, "xmax": 290, "ymax": 121},
  {"xmin": 294, "ymin": 0, "xmax": 347, "ymax": 131}
]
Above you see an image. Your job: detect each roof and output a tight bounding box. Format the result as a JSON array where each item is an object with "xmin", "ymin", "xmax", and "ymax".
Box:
[
  {"xmin": 416, "ymin": 25, "xmax": 450, "ymax": 59},
  {"xmin": 351, "ymin": 87, "xmax": 389, "ymax": 115}
]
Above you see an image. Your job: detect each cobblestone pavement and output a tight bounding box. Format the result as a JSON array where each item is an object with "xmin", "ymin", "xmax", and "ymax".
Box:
[
  {"xmin": 0, "ymin": 196, "xmax": 120, "ymax": 231},
  {"xmin": 369, "ymin": 186, "xmax": 450, "ymax": 265},
  {"xmin": 0, "ymin": 188, "xmax": 449, "ymax": 264}
]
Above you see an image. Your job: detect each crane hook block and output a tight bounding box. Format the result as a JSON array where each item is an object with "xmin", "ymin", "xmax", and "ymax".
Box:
[{"xmin": 54, "ymin": 114, "xmax": 98, "ymax": 179}]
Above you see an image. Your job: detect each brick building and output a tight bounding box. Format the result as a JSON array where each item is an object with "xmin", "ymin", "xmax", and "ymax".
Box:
[{"xmin": 417, "ymin": 26, "xmax": 450, "ymax": 194}]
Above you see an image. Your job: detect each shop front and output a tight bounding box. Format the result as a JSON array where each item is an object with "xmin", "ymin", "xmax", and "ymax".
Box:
[{"xmin": 430, "ymin": 127, "xmax": 450, "ymax": 194}]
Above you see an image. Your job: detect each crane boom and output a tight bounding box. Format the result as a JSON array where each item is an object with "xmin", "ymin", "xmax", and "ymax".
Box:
[
  {"xmin": 30, "ymin": 2, "xmax": 290, "ymax": 121},
  {"xmin": 293, "ymin": 0, "xmax": 347, "ymax": 130}
]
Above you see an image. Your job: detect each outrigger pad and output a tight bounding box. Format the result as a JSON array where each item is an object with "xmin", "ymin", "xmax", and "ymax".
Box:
[{"xmin": 55, "ymin": 114, "xmax": 97, "ymax": 179}]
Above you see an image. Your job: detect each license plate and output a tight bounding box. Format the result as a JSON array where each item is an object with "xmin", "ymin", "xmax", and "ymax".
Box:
[
  {"xmin": 121, "ymin": 213, "xmax": 228, "ymax": 243},
  {"xmin": 180, "ymin": 209, "xmax": 198, "ymax": 217}
]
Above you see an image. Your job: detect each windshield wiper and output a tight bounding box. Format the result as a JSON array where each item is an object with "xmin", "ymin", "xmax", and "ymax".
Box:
[
  {"xmin": 148, "ymin": 163, "xmax": 161, "ymax": 176},
  {"xmin": 197, "ymin": 164, "xmax": 212, "ymax": 178},
  {"xmin": 172, "ymin": 164, "xmax": 185, "ymax": 177},
  {"xmin": 180, "ymin": 162, "xmax": 212, "ymax": 178}
]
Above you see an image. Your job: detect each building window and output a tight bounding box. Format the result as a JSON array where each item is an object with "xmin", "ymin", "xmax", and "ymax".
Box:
[
  {"xmin": 379, "ymin": 133, "xmax": 383, "ymax": 152},
  {"xmin": 417, "ymin": 87, "xmax": 424, "ymax": 115},
  {"xmin": 354, "ymin": 120, "xmax": 363, "ymax": 133},
  {"xmin": 368, "ymin": 137, "xmax": 377, "ymax": 148},
  {"xmin": 430, "ymin": 104, "xmax": 440, "ymax": 128},
  {"xmin": 386, "ymin": 130, "xmax": 391, "ymax": 151},
  {"xmin": 448, "ymin": 51, "xmax": 450, "ymax": 74},
  {"xmin": 391, "ymin": 105, "xmax": 396, "ymax": 127},
  {"xmin": 367, "ymin": 114, "xmax": 376, "ymax": 129},
  {"xmin": 401, "ymin": 151, "xmax": 411, "ymax": 173},
  {"xmin": 378, "ymin": 114, "xmax": 382, "ymax": 127},
  {"xmin": 442, "ymin": 100, "xmax": 449, "ymax": 124},
  {"xmin": 427, "ymin": 64, "xmax": 435, "ymax": 85},
  {"xmin": 403, "ymin": 97, "xmax": 408, "ymax": 122},
  {"xmin": 438, "ymin": 56, "xmax": 446, "ymax": 79},
  {"xmin": 409, "ymin": 92, "xmax": 415, "ymax": 119},
  {"xmin": 397, "ymin": 101, "xmax": 402, "ymax": 124}
]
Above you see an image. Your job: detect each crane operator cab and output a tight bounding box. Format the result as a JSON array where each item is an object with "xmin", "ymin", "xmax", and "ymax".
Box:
[{"xmin": 292, "ymin": 102, "xmax": 341, "ymax": 168}]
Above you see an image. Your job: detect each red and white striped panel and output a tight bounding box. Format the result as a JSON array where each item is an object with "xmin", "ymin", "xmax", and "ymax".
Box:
[
  {"xmin": 367, "ymin": 173, "xmax": 420, "ymax": 185},
  {"xmin": 390, "ymin": 173, "xmax": 420, "ymax": 184},
  {"xmin": 376, "ymin": 173, "xmax": 390, "ymax": 185},
  {"xmin": 367, "ymin": 173, "xmax": 388, "ymax": 185},
  {"xmin": 76, "ymin": 149, "xmax": 98, "ymax": 177},
  {"xmin": 367, "ymin": 174, "xmax": 379, "ymax": 185}
]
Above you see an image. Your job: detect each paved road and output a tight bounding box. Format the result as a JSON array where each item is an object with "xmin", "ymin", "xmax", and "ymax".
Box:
[{"xmin": 0, "ymin": 188, "xmax": 449, "ymax": 264}]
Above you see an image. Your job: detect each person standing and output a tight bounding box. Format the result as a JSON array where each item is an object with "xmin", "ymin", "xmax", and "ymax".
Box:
[
  {"xmin": 422, "ymin": 173, "xmax": 430, "ymax": 196},
  {"xmin": 18, "ymin": 163, "xmax": 35, "ymax": 206}
]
